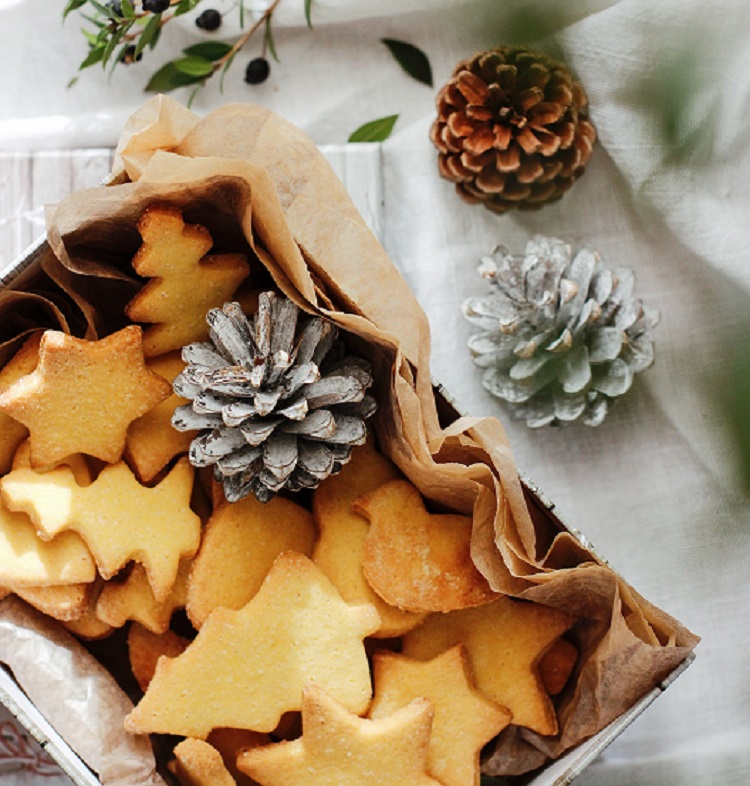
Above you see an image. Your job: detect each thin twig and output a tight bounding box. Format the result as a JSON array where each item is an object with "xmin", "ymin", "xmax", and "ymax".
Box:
[{"xmin": 212, "ymin": 0, "xmax": 284, "ymax": 73}]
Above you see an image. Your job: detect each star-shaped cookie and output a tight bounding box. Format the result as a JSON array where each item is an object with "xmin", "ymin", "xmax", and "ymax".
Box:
[
  {"xmin": 401, "ymin": 596, "xmax": 576, "ymax": 736},
  {"xmin": 0, "ymin": 458, "xmax": 201, "ymax": 601},
  {"xmin": 125, "ymin": 552, "xmax": 380, "ymax": 738},
  {"xmin": 0, "ymin": 327, "xmax": 171, "ymax": 467},
  {"xmin": 369, "ymin": 645, "xmax": 511, "ymax": 786},
  {"xmin": 237, "ymin": 684, "xmax": 442, "ymax": 786}
]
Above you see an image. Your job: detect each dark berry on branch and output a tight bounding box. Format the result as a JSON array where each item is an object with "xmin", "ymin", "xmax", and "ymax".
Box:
[
  {"xmin": 143, "ymin": 0, "xmax": 170, "ymax": 12},
  {"xmin": 121, "ymin": 45, "xmax": 142, "ymax": 64},
  {"xmin": 244, "ymin": 57, "xmax": 270, "ymax": 85},
  {"xmin": 196, "ymin": 9, "xmax": 222, "ymax": 30},
  {"xmin": 108, "ymin": 0, "xmax": 123, "ymax": 16}
]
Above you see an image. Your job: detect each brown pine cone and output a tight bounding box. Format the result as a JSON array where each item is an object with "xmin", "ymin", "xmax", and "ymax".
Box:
[{"xmin": 431, "ymin": 47, "xmax": 597, "ymax": 214}]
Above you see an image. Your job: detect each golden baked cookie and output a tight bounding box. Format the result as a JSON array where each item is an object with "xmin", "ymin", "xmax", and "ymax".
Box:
[
  {"xmin": 10, "ymin": 582, "xmax": 92, "ymax": 622},
  {"xmin": 353, "ymin": 479, "xmax": 499, "ymax": 612},
  {"xmin": 369, "ymin": 645, "xmax": 511, "ymax": 786},
  {"xmin": 402, "ymin": 596, "xmax": 576, "ymax": 736},
  {"xmin": 169, "ymin": 738, "xmax": 237, "ymax": 786},
  {"xmin": 125, "ymin": 552, "xmax": 380, "ymax": 738},
  {"xmin": 125, "ymin": 206, "xmax": 250, "ymax": 357},
  {"xmin": 0, "ymin": 332, "xmax": 41, "ymax": 474},
  {"xmin": 97, "ymin": 560, "xmax": 191, "ymax": 634},
  {"xmin": 128, "ymin": 623, "xmax": 192, "ymax": 692},
  {"xmin": 0, "ymin": 499, "xmax": 95, "ymax": 587},
  {"xmin": 0, "ymin": 327, "xmax": 171, "ymax": 466},
  {"xmin": 186, "ymin": 494, "xmax": 315, "ymax": 629},
  {"xmin": 237, "ymin": 684, "xmax": 442, "ymax": 786},
  {"xmin": 1, "ymin": 457, "xmax": 201, "ymax": 602},
  {"xmin": 312, "ymin": 439, "xmax": 426, "ymax": 637},
  {"xmin": 125, "ymin": 351, "xmax": 193, "ymax": 482}
]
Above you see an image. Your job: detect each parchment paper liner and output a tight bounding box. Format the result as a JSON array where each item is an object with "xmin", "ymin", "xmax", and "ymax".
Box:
[{"xmin": 0, "ymin": 96, "xmax": 698, "ymax": 780}]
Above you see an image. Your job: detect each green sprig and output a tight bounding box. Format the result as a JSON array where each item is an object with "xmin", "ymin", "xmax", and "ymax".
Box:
[{"xmin": 69, "ymin": 0, "xmax": 290, "ymax": 93}]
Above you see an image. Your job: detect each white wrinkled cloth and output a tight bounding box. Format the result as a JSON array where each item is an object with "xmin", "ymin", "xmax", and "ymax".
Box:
[{"xmin": 1, "ymin": 1, "xmax": 749, "ymax": 785}]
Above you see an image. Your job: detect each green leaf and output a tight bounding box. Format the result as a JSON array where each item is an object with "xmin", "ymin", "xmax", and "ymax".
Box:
[
  {"xmin": 82, "ymin": 13, "xmax": 108, "ymax": 30},
  {"xmin": 89, "ymin": 0, "xmax": 113, "ymax": 17},
  {"xmin": 381, "ymin": 38, "xmax": 432, "ymax": 87},
  {"xmin": 121, "ymin": 0, "xmax": 135, "ymax": 19},
  {"xmin": 63, "ymin": 0, "xmax": 88, "ymax": 20},
  {"xmin": 304, "ymin": 0, "xmax": 313, "ymax": 28},
  {"xmin": 135, "ymin": 13, "xmax": 161, "ymax": 58},
  {"xmin": 149, "ymin": 22, "xmax": 162, "ymax": 50},
  {"xmin": 264, "ymin": 17, "xmax": 279, "ymax": 62},
  {"xmin": 172, "ymin": 56, "xmax": 215, "ymax": 77},
  {"xmin": 183, "ymin": 41, "xmax": 233, "ymax": 61},
  {"xmin": 81, "ymin": 26, "xmax": 100, "ymax": 46},
  {"xmin": 145, "ymin": 60, "xmax": 205, "ymax": 92},
  {"xmin": 101, "ymin": 24, "xmax": 127, "ymax": 67},
  {"xmin": 348, "ymin": 114, "xmax": 399, "ymax": 143},
  {"xmin": 79, "ymin": 44, "xmax": 106, "ymax": 70}
]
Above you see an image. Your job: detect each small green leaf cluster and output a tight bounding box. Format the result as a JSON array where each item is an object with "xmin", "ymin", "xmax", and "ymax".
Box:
[
  {"xmin": 64, "ymin": 0, "xmax": 279, "ymax": 95},
  {"xmin": 65, "ymin": 0, "xmax": 203, "ymax": 76}
]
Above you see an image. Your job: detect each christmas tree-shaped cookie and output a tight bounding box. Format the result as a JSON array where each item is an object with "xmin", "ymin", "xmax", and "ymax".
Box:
[
  {"xmin": 125, "ymin": 552, "xmax": 380, "ymax": 738},
  {"xmin": 125, "ymin": 206, "xmax": 250, "ymax": 357}
]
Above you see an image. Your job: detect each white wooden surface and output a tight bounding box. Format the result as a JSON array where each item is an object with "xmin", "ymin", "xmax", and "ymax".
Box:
[
  {"xmin": 0, "ymin": 151, "xmax": 114, "ymax": 272},
  {"xmin": 0, "ymin": 145, "xmax": 383, "ymax": 271}
]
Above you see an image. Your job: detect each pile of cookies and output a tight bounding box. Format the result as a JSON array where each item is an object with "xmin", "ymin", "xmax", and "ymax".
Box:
[{"xmin": 0, "ymin": 206, "xmax": 579, "ymax": 786}]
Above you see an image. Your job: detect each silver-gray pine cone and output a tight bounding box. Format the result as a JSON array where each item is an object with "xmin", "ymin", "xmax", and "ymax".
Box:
[
  {"xmin": 172, "ymin": 294, "xmax": 376, "ymax": 502},
  {"xmin": 463, "ymin": 235, "xmax": 658, "ymax": 427}
]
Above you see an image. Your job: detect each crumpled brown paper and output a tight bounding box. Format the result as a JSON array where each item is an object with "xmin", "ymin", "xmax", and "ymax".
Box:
[{"xmin": 0, "ymin": 95, "xmax": 698, "ymax": 778}]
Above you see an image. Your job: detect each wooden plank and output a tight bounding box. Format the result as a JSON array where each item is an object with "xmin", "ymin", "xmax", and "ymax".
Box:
[
  {"xmin": 0, "ymin": 153, "xmax": 33, "ymax": 272},
  {"xmin": 0, "ymin": 146, "xmax": 382, "ymax": 269},
  {"xmin": 320, "ymin": 143, "xmax": 383, "ymax": 239},
  {"xmin": 69, "ymin": 149, "xmax": 114, "ymax": 194},
  {"xmin": 29, "ymin": 151, "xmax": 73, "ymax": 248}
]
